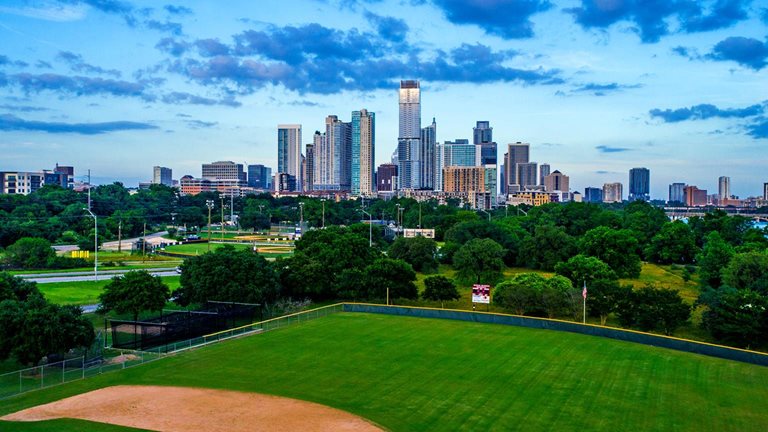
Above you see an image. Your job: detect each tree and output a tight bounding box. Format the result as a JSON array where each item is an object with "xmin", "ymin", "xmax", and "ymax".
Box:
[
  {"xmin": 453, "ymin": 238, "xmax": 505, "ymax": 284},
  {"xmin": 721, "ymin": 252, "xmax": 768, "ymax": 294},
  {"xmin": 493, "ymin": 273, "xmax": 545, "ymax": 315},
  {"xmin": 702, "ymin": 288, "xmax": 768, "ymax": 349},
  {"xmin": 586, "ymin": 279, "xmax": 631, "ymax": 325},
  {"xmin": 554, "ymin": 255, "xmax": 618, "ymax": 288},
  {"xmin": 541, "ymin": 275, "xmax": 573, "ymax": 318},
  {"xmin": 616, "ymin": 285, "xmax": 690, "ymax": 335},
  {"xmin": 644, "ymin": 220, "xmax": 698, "ymax": 264},
  {"xmin": 422, "ymin": 275, "xmax": 460, "ymax": 308},
  {"xmin": 388, "ymin": 236, "xmax": 439, "ymax": 273},
  {"xmin": 518, "ymin": 225, "xmax": 577, "ymax": 271},
  {"xmin": 5, "ymin": 237, "xmax": 56, "ymax": 269},
  {"xmin": 580, "ymin": 226, "xmax": 642, "ymax": 278},
  {"xmin": 362, "ymin": 258, "xmax": 418, "ymax": 301},
  {"xmin": 99, "ymin": 270, "xmax": 170, "ymax": 321},
  {"xmin": 177, "ymin": 246, "xmax": 279, "ymax": 306},
  {"xmin": 696, "ymin": 232, "xmax": 734, "ymax": 289}
]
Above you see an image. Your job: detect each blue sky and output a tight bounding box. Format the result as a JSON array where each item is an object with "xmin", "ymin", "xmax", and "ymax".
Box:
[{"xmin": 0, "ymin": 0, "xmax": 766, "ymax": 198}]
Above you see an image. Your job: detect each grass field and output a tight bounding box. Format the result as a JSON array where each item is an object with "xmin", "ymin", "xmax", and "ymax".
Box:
[
  {"xmin": 2, "ymin": 312, "xmax": 767, "ymax": 431},
  {"xmin": 38, "ymin": 276, "xmax": 181, "ymax": 306},
  {"xmin": 164, "ymin": 242, "xmax": 294, "ymax": 258}
]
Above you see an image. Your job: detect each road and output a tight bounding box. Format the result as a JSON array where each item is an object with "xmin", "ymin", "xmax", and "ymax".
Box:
[
  {"xmin": 23, "ymin": 269, "xmax": 180, "ymax": 284},
  {"xmin": 52, "ymin": 231, "xmax": 173, "ymax": 252}
]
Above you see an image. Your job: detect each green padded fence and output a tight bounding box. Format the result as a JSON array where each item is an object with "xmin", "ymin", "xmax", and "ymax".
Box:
[{"xmin": 343, "ymin": 303, "xmax": 768, "ymax": 367}]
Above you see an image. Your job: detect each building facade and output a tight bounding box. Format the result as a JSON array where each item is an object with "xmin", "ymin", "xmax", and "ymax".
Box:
[
  {"xmin": 603, "ymin": 182, "xmax": 623, "ymax": 203},
  {"xmin": 304, "ymin": 144, "xmax": 314, "ymax": 192},
  {"xmin": 718, "ymin": 176, "xmax": 731, "ymax": 200},
  {"xmin": 202, "ymin": 161, "xmax": 246, "ymax": 183},
  {"xmin": 684, "ymin": 185, "xmax": 708, "ymax": 206},
  {"xmin": 277, "ymin": 124, "xmax": 302, "ymax": 191},
  {"xmin": 517, "ymin": 162, "xmax": 538, "ymax": 190},
  {"xmin": 628, "ymin": 167, "xmax": 650, "ymax": 201},
  {"xmin": 420, "ymin": 117, "xmax": 437, "ymax": 190},
  {"xmin": 584, "ymin": 187, "xmax": 603, "ymax": 203},
  {"xmin": 544, "ymin": 170, "xmax": 569, "ymax": 192},
  {"xmin": 539, "ymin": 163, "xmax": 550, "ymax": 187},
  {"xmin": 377, "ymin": 163, "xmax": 398, "ymax": 192},
  {"xmin": 669, "ymin": 182, "xmax": 685, "ymax": 203},
  {"xmin": 152, "ymin": 166, "xmax": 172, "ymax": 187},
  {"xmin": 351, "ymin": 109, "xmax": 375, "ymax": 196},
  {"xmin": 397, "ymin": 80, "xmax": 421, "ymax": 189},
  {"xmin": 0, "ymin": 169, "xmax": 70, "ymax": 195},
  {"xmin": 504, "ymin": 142, "xmax": 530, "ymax": 193},
  {"xmin": 247, "ymin": 164, "xmax": 270, "ymax": 190}
]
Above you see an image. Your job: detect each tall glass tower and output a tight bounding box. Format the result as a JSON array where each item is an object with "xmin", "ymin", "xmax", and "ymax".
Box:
[
  {"xmin": 628, "ymin": 167, "xmax": 650, "ymax": 201},
  {"xmin": 352, "ymin": 109, "xmax": 375, "ymax": 196},
  {"xmin": 277, "ymin": 124, "xmax": 302, "ymax": 191},
  {"xmin": 398, "ymin": 80, "xmax": 421, "ymax": 189}
]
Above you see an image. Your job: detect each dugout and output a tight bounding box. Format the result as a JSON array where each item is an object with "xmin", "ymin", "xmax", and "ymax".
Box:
[{"xmin": 109, "ymin": 301, "xmax": 261, "ymax": 351}]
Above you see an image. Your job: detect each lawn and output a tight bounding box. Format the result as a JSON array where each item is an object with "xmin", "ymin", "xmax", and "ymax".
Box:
[
  {"xmin": 164, "ymin": 242, "xmax": 293, "ymax": 258},
  {"xmin": 2, "ymin": 312, "xmax": 767, "ymax": 431},
  {"xmin": 38, "ymin": 276, "xmax": 181, "ymax": 306}
]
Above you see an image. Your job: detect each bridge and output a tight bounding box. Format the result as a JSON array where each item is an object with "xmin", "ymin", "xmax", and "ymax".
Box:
[{"xmin": 664, "ymin": 207, "xmax": 768, "ymax": 223}]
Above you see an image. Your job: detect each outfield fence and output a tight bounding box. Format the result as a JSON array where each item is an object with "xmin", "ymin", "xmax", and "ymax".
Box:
[
  {"xmin": 0, "ymin": 303, "xmax": 344, "ymax": 400},
  {"xmin": 343, "ymin": 303, "xmax": 768, "ymax": 367}
]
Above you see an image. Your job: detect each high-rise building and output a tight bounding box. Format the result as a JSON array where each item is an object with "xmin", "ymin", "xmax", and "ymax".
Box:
[
  {"xmin": 628, "ymin": 167, "xmax": 650, "ymax": 201},
  {"xmin": 684, "ymin": 185, "xmax": 707, "ymax": 206},
  {"xmin": 544, "ymin": 170, "xmax": 569, "ymax": 192},
  {"xmin": 539, "ymin": 163, "xmax": 550, "ymax": 186},
  {"xmin": 315, "ymin": 116, "xmax": 351, "ymax": 191},
  {"xmin": 420, "ymin": 117, "xmax": 437, "ymax": 190},
  {"xmin": 352, "ymin": 109, "xmax": 375, "ymax": 196},
  {"xmin": 603, "ymin": 182, "xmax": 623, "ymax": 203},
  {"xmin": 247, "ymin": 164, "xmax": 270, "ymax": 189},
  {"xmin": 152, "ymin": 166, "xmax": 172, "ymax": 187},
  {"xmin": 584, "ymin": 187, "xmax": 603, "ymax": 203},
  {"xmin": 275, "ymin": 173, "xmax": 297, "ymax": 193},
  {"xmin": 669, "ymin": 183, "xmax": 685, "ymax": 203},
  {"xmin": 517, "ymin": 162, "xmax": 538, "ymax": 190},
  {"xmin": 202, "ymin": 161, "xmax": 246, "ymax": 182},
  {"xmin": 764, "ymin": 182, "xmax": 768, "ymax": 200},
  {"xmin": 377, "ymin": 163, "xmax": 398, "ymax": 192},
  {"xmin": 277, "ymin": 124, "xmax": 302, "ymax": 191},
  {"xmin": 304, "ymin": 143, "xmax": 314, "ymax": 192},
  {"xmin": 397, "ymin": 80, "xmax": 421, "ymax": 189},
  {"xmin": 443, "ymin": 166, "xmax": 492, "ymax": 209},
  {"xmin": 504, "ymin": 142, "xmax": 530, "ymax": 193},
  {"xmin": 718, "ymin": 176, "xmax": 731, "ymax": 200},
  {"xmin": 435, "ymin": 139, "xmax": 475, "ymax": 191},
  {"xmin": 473, "ymin": 121, "xmax": 492, "ymax": 145}
]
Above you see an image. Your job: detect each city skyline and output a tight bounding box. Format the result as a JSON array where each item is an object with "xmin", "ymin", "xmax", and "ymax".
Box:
[{"xmin": 0, "ymin": 0, "xmax": 766, "ymax": 197}]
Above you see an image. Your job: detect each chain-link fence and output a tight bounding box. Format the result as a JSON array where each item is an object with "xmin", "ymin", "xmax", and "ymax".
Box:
[{"xmin": 0, "ymin": 303, "xmax": 344, "ymax": 400}]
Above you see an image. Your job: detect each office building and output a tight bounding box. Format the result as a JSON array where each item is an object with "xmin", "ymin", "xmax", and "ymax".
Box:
[
  {"xmin": 764, "ymin": 182, "xmax": 768, "ymax": 200},
  {"xmin": 718, "ymin": 176, "xmax": 731, "ymax": 200},
  {"xmin": 277, "ymin": 124, "xmax": 302, "ymax": 191},
  {"xmin": 152, "ymin": 166, "xmax": 172, "ymax": 187},
  {"xmin": 274, "ymin": 173, "xmax": 297, "ymax": 193},
  {"xmin": 247, "ymin": 164, "xmax": 270, "ymax": 190},
  {"xmin": 443, "ymin": 166, "xmax": 493, "ymax": 209},
  {"xmin": 351, "ymin": 109, "xmax": 375, "ymax": 196},
  {"xmin": 539, "ymin": 163, "xmax": 550, "ymax": 187},
  {"xmin": 435, "ymin": 139, "xmax": 476, "ymax": 191},
  {"xmin": 474, "ymin": 121, "xmax": 496, "ymax": 166},
  {"xmin": 584, "ymin": 187, "xmax": 603, "ymax": 203},
  {"xmin": 504, "ymin": 142, "xmax": 530, "ymax": 193},
  {"xmin": 54, "ymin": 164, "xmax": 75, "ymax": 188},
  {"xmin": 603, "ymin": 182, "xmax": 623, "ymax": 203},
  {"xmin": 684, "ymin": 185, "xmax": 707, "ymax": 206},
  {"xmin": 544, "ymin": 170, "xmax": 569, "ymax": 192},
  {"xmin": 517, "ymin": 162, "xmax": 538, "ymax": 190},
  {"xmin": 669, "ymin": 183, "xmax": 685, "ymax": 204},
  {"xmin": 304, "ymin": 144, "xmax": 314, "ymax": 192},
  {"xmin": 397, "ymin": 80, "xmax": 421, "ymax": 189},
  {"xmin": 202, "ymin": 161, "xmax": 246, "ymax": 182},
  {"xmin": 628, "ymin": 167, "xmax": 650, "ymax": 201},
  {"xmin": 420, "ymin": 118, "xmax": 437, "ymax": 190},
  {"xmin": 314, "ymin": 115, "xmax": 352, "ymax": 191},
  {"xmin": 0, "ymin": 168, "xmax": 70, "ymax": 195},
  {"xmin": 377, "ymin": 163, "xmax": 398, "ymax": 192}
]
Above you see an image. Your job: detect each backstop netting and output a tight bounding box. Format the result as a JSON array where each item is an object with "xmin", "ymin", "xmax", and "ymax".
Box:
[{"xmin": 110, "ymin": 301, "xmax": 261, "ymax": 351}]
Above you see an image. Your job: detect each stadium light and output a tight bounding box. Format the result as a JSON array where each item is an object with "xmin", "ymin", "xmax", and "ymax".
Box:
[{"xmin": 82, "ymin": 208, "xmax": 98, "ymax": 280}]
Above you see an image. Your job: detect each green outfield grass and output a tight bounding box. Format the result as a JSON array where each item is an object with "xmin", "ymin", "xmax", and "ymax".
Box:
[
  {"xmin": 164, "ymin": 242, "xmax": 293, "ymax": 258},
  {"xmin": 2, "ymin": 312, "xmax": 767, "ymax": 431},
  {"xmin": 38, "ymin": 276, "xmax": 181, "ymax": 306}
]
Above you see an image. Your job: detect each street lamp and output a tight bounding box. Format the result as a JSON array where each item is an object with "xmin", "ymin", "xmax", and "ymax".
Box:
[
  {"xmin": 398, "ymin": 206, "xmax": 405, "ymax": 236},
  {"xmin": 320, "ymin": 198, "xmax": 326, "ymax": 228},
  {"xmin": 83, "ymin": 208, "xmax": 98, "ymax": 280},
  {"xmin": 361, "ymin": 208, "xmax": 372, "ymax": 247},
  {"xmin": 479, "ymin": 208, "xmax": 491, "ymax": 222},
  {"xmin": 206, "ymin": 199, "xmax": 214, "ymax": 251}
]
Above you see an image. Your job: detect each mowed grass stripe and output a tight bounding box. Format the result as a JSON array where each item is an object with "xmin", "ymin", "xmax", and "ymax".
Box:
[{"xmin": 2, "ymin": 312, "xmax": 768, "ymax": 432}]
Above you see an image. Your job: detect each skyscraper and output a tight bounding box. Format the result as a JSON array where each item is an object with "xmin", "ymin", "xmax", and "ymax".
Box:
[
  {"xmin": 152, "ymin": 166, "xmax": 172, "ymax": 187},
  {"xmin": 764, "ymin": 182, "xmax": 768, "ymax": 200},
  {"xmin": 435, "ymin": 139, "xmax": 475, "ymax": 191},
  {"xmin": 277, "ymin": 124, "xmax": 302, "ymax": 191},
  {"xmin": 202, "ymin": 161, "xmax": 246, "ymax": 182},
  {"xmin": 377, "ymin": 164, "xmax": 398, "ymax": 192},
  {"xmin": 504, "ymin": 142, "xmax": 530, "ymax": 193},
  {"xmin": 603, "ymin": 182, "xmax": 623, "ymax": 203},
  {"xmin": 304, "ymin": 143, "xmax": 314, "ymax": 192},
  {"xmin": 517, "ymin": 162, "xmax": 538, "ymax": 190},
  {"xmin": 398, "ymin": 80, "xmax": 421, "ymax": 189},
  {"xmin": 718, "ymin": 176, "xmax": 731, "ymax": 200},
  {"xmin": 315, "ymin": 115, "xmax": 351, "ymax": 190},
  {"xmin": 628, "ymin": 167, "xmax": 650, "ymax": 201},
  {"xmin": 669, "ymin": 182, "xmax": 685, "ymax": 203},
  {"xmin": 420, "ymin": 117, "xmax": 437, "ymax": 190},
  {"xmin": 351, "ymin": 109, "xmax": 375, "ymax": 196},
  {"xmin": 584, "ymin": 187, "xmax": 603, "ymax": 203},
  {"xmin": 544, "ymin": 170, "xmax": 569, "ymax": 192},
  {"xmin": 473, "ymin": 121, "xmax": 492, "ymax": 145},
  {"xmin": 539, "ymin": 163, "xmax": 550, "ymax": 186},
  {"xmin": 247, "ymin": 164, "xmax": 269, "ymax": 189}
]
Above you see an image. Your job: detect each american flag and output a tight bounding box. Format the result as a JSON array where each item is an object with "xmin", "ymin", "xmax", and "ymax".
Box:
[{"xmin": 582, "ymin": 281, "xmax": 587, "ymax": 299}]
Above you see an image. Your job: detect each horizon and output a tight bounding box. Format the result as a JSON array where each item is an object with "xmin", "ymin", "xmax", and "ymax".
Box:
[{"xmin": 1, "ymin": 0, "xmax": 767, "ymax": 198}]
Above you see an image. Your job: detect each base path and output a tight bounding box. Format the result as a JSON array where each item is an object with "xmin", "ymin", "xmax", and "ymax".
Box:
[{"xmin": 2, "ymin": 385, "xmax": 383, "ymax": 432}]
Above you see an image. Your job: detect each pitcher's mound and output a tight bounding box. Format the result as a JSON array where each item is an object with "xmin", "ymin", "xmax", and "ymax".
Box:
[{"xmin": 2, "ymin": 385, "xmax": 383, "ymax": 431}]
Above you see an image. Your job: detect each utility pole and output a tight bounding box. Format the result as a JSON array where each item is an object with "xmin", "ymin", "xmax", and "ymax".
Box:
[
  {"xmin": 220, "ymin": 196, "xmax": 225, "ymax": 241},
  {"xmin": 142, "ymin": 222, "xmax": 147, "ymax": 262},
  {"xmin": 321, "ymin": 198, "xmax": 326, "ymax": 228},
  {"xmin": 206, "ymin": 199, "xmax": 214, "ymax": 251},
  {"xmin": 418, "ymin": 202, "xmax": 422, "ymax": 229},
  {"xmin": 83, "ymin": 208, "xmax": 97, "ymax": 280},
  {"xmin": 117, "ymin": 219, "xmax": 122, "ymax": 253},
  {"xmin": 299, "ymin": 202, "xmax": 304, "ymax": 233},
  {"xmin": 230, "ymin": 191, "xmax": 234, "ymax": 227},
  {"xmin": 362, "ymin": 208, "xmax": 372, "ymax": 247}
]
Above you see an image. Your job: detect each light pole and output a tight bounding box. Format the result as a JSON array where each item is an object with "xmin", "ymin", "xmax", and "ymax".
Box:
[
  {"xmin": 395, "ymin": 203, "xmax": 401, "ymax": 236},
  {"xmin": 320, "ymin": 198, "xmax": 326, "ymax": 228},
  {"xmin": 398, "ymin": 206, "xmax": 405, "ymax": 236},
  {"xmin": 299, "ymin": 202, "xmax": 305, "ymax": 234},
  {"xmin": 83, "ymin": 208, "xmax": 98, "ymax": 280},
  {"xmin": 479, "ymin": 208, "xmax": 491, "ymax": 222},
  {"xmin": 206, "ymin": 199, "xmax": 214, "ymax": 251}
]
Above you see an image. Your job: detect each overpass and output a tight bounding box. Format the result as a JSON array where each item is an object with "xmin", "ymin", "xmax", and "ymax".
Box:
[{"xmin": 664, "ymin": 207, "xmax": 768, "ymax": 223}]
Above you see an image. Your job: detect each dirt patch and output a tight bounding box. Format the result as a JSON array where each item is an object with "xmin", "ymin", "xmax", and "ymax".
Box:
[
  {"xmin": 105, "ymin": 354, "xmax": 139, "ymax": 365},
  {"xmin": 2, "ymin": 385, "xmax": 383, "ymax": 432}
]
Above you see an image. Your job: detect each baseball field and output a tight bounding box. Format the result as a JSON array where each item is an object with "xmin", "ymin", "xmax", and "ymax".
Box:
[{"xmin": 2, "ymin": 312, "xmax": 768, "ymax": 431}]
